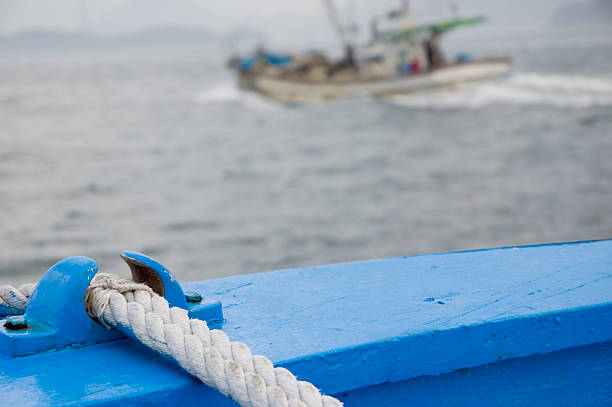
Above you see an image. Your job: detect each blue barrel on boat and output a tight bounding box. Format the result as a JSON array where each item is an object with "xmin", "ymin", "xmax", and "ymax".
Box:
[{"xmin": 457, "ymin": 52, "xmax": 472, "ymax": 63}]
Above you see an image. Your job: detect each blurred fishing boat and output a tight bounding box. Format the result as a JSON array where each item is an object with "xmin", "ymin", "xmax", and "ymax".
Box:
[{"xmin": 228, "ymin": 1, "xmax": 511, "ymax": 102}]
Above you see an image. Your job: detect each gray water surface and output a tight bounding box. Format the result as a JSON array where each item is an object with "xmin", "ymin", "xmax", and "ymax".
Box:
[{"xmin": 1, "ymin": 29, "xmax": 611, "ymax": 284}]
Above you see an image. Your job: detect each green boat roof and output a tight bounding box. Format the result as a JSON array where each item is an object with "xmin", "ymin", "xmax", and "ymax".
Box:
[{"xmin": 386, "ymin": 16, "xmax": 485, "ymax": 41}]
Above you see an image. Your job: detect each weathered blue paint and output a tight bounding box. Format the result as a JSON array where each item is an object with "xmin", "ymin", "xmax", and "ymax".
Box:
[
  {"xmin": 0, "ymin": 252, "xmax": 222, "ymax": 357},
  {"xmin": 1, "ymin": 240, "xmax": 611, "ymax": 406},
  {"xmin": 0, "ymin": 304, "xmax": 13, "ymax": 317}
]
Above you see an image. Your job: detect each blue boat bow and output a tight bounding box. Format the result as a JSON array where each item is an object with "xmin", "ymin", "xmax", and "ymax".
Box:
[{"xmin": 1, "ymin": 240, "xmax": 611, "ymax": 406}]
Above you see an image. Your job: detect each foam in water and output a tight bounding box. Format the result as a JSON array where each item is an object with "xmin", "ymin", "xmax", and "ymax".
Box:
[
  {"xmin": 388, "ymin": 73, "xmax": 612, "ymax": 109},
  {"xmin": 196, "ymin": 73, "xmax": 612, "ymax": 110},
  {"xmin": 195, "ymin": 81, "xmax": 279, "ymax": 111}
]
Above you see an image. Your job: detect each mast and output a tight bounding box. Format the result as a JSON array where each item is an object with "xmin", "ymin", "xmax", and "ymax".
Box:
[
  {"xmin": 322, "ymin": 0, "xmax": 357, "ymax": 64},
  {"xmin": 322, "ymin": 0, "xmax": 349, "ymax": 47},
  {"xmin": 401, "ymin": 0, "xmax": 410, "ymax": 14},
  {"xmin": 79, "ymin": 0, "xmax": 90, "ymax": 33},
  {"xmin": 450, "ymin": 1, "xmax": 459, "ymax": 17}
]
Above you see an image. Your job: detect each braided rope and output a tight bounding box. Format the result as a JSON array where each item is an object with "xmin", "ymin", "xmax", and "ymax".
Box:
[
  {"xmin": 0, "ymin": 283, "xmax": 35, "ymax": 315},
  {"xmin": 0, "ymin": 275, "xmax": 342, "ymax": 406},
  {"xmin": 85, "ymin": 273, "xmax": 343, "ymax": 407}
]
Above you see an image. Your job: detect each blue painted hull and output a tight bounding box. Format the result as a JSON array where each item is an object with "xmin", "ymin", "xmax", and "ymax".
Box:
[
  {"xmin": 2, "ymin": 240, "xmax": 611, "ymax": 406},
  {"xmin": 340, "ymin": 341, "xmax": 612, "ymax": 406}
]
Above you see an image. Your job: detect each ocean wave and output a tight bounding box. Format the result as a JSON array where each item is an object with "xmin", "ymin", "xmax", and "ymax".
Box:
[{"xmin": 388, "ymin": 73, "xmax": 612, "ymax": 109}]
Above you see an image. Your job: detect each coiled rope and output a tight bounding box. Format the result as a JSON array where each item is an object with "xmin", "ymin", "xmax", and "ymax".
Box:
[
  {"xmin": 0, "ymin": 283, "xmax": 35, "ymax": 316},
  {"xmin": 2, "ymin": 275, "xmax": 343, "ymax": 407}
]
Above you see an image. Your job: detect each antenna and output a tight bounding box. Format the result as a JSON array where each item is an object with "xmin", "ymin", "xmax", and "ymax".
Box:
[
  {"xmin": 346, "ymin": 0, "xmax": 359, "ymax": 45},
  {"xmin": 450, "ymin": 1, "xmax": 459, "ymax": 17},
  {"xmin": 79, "ymin": 0, "xmax": 89, "ymax": 33},
  {"xmin": 322, "ymin": 0, "xmax": 348, "ymax": 47}
]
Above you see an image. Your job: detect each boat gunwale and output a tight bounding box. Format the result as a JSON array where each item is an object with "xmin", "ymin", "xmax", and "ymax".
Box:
[{"xmin": 239, "ymin": 57, "xmax": 512, "ymax": 86}]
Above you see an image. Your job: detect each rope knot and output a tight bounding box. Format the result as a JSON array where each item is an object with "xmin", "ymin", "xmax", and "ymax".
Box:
[
  {"xmin": 89, "ymin": 273, "xmax": 153, "ymax": 294},
  {"xmin": 85, "ymin": 273, "xmax": 153, "ymax": 328}
]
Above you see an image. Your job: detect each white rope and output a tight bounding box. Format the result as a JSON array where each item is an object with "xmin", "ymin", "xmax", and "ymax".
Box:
[
  {"xmin": 0, "ymin": 275, "xmax": 342, "ymax": 406},
  {"xmin": 84, "ymin": 273, "xmax": 343, "ymax": 407},
  {"xmin": 0, "ymin": 283, "xmax": 35, "ymax": 315}
]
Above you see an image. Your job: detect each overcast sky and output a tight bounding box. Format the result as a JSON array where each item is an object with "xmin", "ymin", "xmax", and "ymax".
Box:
[{"xmin": 0, "ymin": 0, "xmax": 581, "ymax": 46}]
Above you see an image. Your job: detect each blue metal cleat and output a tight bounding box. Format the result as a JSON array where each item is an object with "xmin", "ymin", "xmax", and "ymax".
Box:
[
  {"xmin": 0, "ymin": 251, "xmax": 223, "ymax": 357},
  {"xmin": 119, "ymin": 250, "xmax": 223, "ymax": 325}
]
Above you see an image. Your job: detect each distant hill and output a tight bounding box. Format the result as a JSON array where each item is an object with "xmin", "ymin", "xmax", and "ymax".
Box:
[
  {"xmin": 0, "ymin": 26, "xmax": 223, "ymax": 50},
  {"xmin": 0, "ymin": 30, "xmax": 99, "ymax": 50},
  {"xmin": 114, "ymin": 26, "xmax": 216, "ymax": 46},
  {"xmin": 93, "ymin": 0, "xmax": 208, "ymax": 35},
  {"xmin": 551, "ymin": 0, "xmax": 612, "ymax": 26}
]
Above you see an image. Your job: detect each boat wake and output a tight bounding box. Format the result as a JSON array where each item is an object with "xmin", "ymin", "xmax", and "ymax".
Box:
[
  {"xmin": 195, "ymin": 81, "xmax": 279, "ymax": 111},
  {"xmin": 388, "ymin": 73, "xmax": 612, "ymax": 109}
]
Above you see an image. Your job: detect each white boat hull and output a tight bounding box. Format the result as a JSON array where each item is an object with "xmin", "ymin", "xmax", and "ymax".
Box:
[{"xmin": 241, "ymin": 59, "xmax": 511, "ymax": 102}]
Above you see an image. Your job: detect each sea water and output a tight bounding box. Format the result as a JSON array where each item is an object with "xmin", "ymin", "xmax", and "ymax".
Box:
[{"xmin": 1, "ymin": 28, "xmax": 611, "ymax": 284}]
